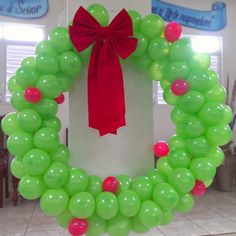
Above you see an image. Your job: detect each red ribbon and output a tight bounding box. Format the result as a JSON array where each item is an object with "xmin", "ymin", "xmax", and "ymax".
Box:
[{"xmin": 69, "ymin": 6, "xmax": 137, "ymax": 136}]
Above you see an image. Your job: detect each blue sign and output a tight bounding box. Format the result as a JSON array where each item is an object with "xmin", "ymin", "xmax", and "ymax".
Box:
[
  {"xmin": 152, "ymin": 0, "xmax": 227, "ymax": 31},
  {"xmin": 0, "ymin": 0, "xmax": 48, "ymax": 19}
]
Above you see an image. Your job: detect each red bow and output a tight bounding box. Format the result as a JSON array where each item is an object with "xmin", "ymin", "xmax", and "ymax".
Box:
[{"xmin": 69, "ymin": 6, "xmax": 137, "ymax": 136}]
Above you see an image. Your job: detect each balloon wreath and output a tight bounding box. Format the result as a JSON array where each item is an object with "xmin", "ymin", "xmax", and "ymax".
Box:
[{"xmin": 2, "ymin": 3, "xmax": 233, "ymax": 236}]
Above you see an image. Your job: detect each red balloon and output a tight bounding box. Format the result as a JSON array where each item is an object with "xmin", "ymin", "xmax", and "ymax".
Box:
[
  {"xmin": 171, "ymin": 79, "xmax": 189, "ymax": 96},
  {"xmin": 24, "ymin": 87, "xmax": 42, "ymax": 103},
  {"xmin": 54, "ymin": 93, "xmax": 65, "ymax": 104},
  {"xmin": 103, "ymin": 176, "xmax": 119, "ymax": 193},
  {"xmin": 153, "ymin": 141, "xmax": 169, "ymax": 157},
  {"xmin": 191, "ymin": 180, "xmax": 206, "ymax": 197},
  {"xmin": 164, "ymin": 22, "xmax": 182, "ymax": 43},
  {"xmin": 68, "ymin": 218, "xmax": 88, "ymax": 236}
]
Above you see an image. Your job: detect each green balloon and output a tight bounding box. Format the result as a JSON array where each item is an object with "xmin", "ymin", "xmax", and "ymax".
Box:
[
  {"xmin": 186, "ymin": 136, "xmax": 211, "ymax": 157},
  {"xmin": 206, "ymin": 146, "xmax": 224, "ymax": 167},
  {"xmin": 187, "ymin": 72, "xmax": 211, "ymax": 92},
  {"xmin": 107, "ymin": 214, "xmax": 131, "ymax": 236},
  {"xmin": 138, "ymin": 200, "xmax": 163, "ymax": 227},
  {"xmin": 179, "ymin": 91, "xmax": 205, "ymax": 114},
  {"xmin": 190, "ymin": 158, "xmax": 216, "ymax": 182},
  {"xmin": 160, "ymin": 210, "xmax": 173, "ymax": 225},
  {"xmin": 204, "ymin": 85, "xmax": 227, "ymax": 103},
  {"xmin": 36, "ymin": 40, "xmax": 58, "ymax": 55},
  {"xmin": 1, "ymin": 112, "xmax": 20, "ymax": 136},
  {"xmin": 168, "ymin": 168, "xmax": 195, "ymax": 193},
  {"xmin": 156, "ymin": 157, "xmax": 173, "ymax": 176},
  {"xmin": 19, "ymin": 175, "xmax": 45, "ymax": 200},
  {"xmin": 11, "ymin": 89, "xmax": 33, "ymax": 111},
  {"xmin": 167, "ymin": 149, "xmax": 191, "ymax": 168},
  {"xmin": 175, "ymin": 193, "xmax": 194, "ymax": 213},
  {"xmin": 118, "ymin": 190, "xmax": 141, "ymax": 217},
  {"xmin": 189, "ymin": 53, "xmax": 211, "ymax": 72},
  {"xmin": 116, "ymin": 175, "xmax": 132, "ymax": 194},
  {"xmin": 171, "ymin": 106, "xmax": 188, "ymax": 125},
  {"xmin": 35, "ymin": 53, "xmax": 59, "ymax": 74},
  {"xmin": 166, "ymin": 61, "xmax": 190, "ymax": 83},
  {"xmin": 140, "ymin": 14, "xmax": 164, "ymax": 39},
  {"xmin": 57, "ymin": 72, "xmax": 74, "ymax": 92},
  {"xmin": 64, "ymin": 168, "xmax": 89, "ymax": 196},
  {"xmin": 17, "ymin": 109, "xmax": 42, "ymax": 132},
  {"xmin": 56, "ymin": 210, "xmax": 73, "ymax": 229},
  {"xmin": 16, "ymin": 66, "xmax": 39, "ymax": 88},
  {"xmin": 69, "ymin": 192, "xmax": 95, "ymax": 218},
  {"xmin": 146, "ymin": 169, "xmax": 167, "ymax": 185},
  {"xmin": 87, "ymin": 175, "xmax": 102, "ymax": 197},
  {"xmin": 149, "ymin": 60, "xmax": 167, "ymax": 81},
  {"xmin": 199, "ymin": 102, "xmax": 224, "ymax": 126},
  {"xmin": 206, "ymin": 70, "xmax": 218, "ymax": 88},
  {"xmin": 168, "ymin": 135, "xmax": 186, "ymax": 150},
  {"xmin": 21, "ymin": 56, "xmax": 35, "ymax": 68},
  {"xmin": 49, "ymin": 27, "xmax": 72, "ymax": 53},
  {"xmin": 180, "ymin": 116, "xmax": 206, "ymax": 138},
  {"xmin": 7, "ymin": 131, "xmax": 34, "ymax": 157},
  {"xmin": 131, "ymin": 215, "xmax": 149, "ymax": 234},
  {"xmin": 207, "ymin": 125, "xmax": 232, "ymax": 146},
  {"xmin": 204, "ymin": 179, "xmax": 214, "ymax": 188},
  {"xmin": 50, "ymin": 144, "xmax": 70, "ymax": 164},
  {"xmin": 87, "ymin": 214, "xmax": 106, "ymax": 236},
  {"xmin": 59, "ymin": 51, "xmax": 82, "ymax": 77},
  {"xmin": 148, "ymin": 38, "xmax": 170, "ymax": 61},
  {"xmin": 131, "ymin": 176, "xmax": 153, "ymax": 201},
  {"xmin": 8, "ymin": 75, "xmax": 22, "ymax": 93},
  {"xmin": 34, "ymin": 98, "xmax": 58, "ymax": 120},
  {"xmin": 163, "ymin": 86, "xmax": 180, "ymax": 105},
  {"xmin": 34, "ymin": 127, "xmax": 59, "ymax": 152},
  {"xmin": 87, "ymin": 4, "xmax": 109, "ymax": 26},
  {"xmin": 40, "ymin": 188, "xmax": 69, "ymax": 216},
  {"xmin": 160, "ymin": 79, "xmax": 170, "ymax": 90},
  {"xmin": 22, "ymin": 149, "xmax": 50, "ymax": 176},
  {"xmin": 153, "ymin": 183, "xmax": 179, "ymax": 210},
  {"xmin": 76, "ymin": 45, "xmax": 92, "ymax": 63},
  {"xmin": 36, "ymin": 74, "xmax": 61, "ymax": 99},
  {"xmin": 221, "ymin": 105, "xmax": 233, "ymax": 125},
  {"xmin": 128, "ymin": 10, "xmax": 141, "ymax": 32},
  {"xmin": 132, "ymin": 54, "xmax": 152, "ymax": 71},
  {"xmin": 10, "ymin": 157, "xmax": 27, "ymax": 178},
  {"xmin": 96, "ymin": 192, "xmax": 118, "ymax": 220},
  {"xmin": 132, "ymin": 33, "xmax": 148, "ymax": 57},
  {"xmin": 169, "ymin": 38, "xmax": 193, "ymax": 61},
  {"xmin": 43, "ymin": 162, "xmax": 68, "ymax": 188},
  {"xmin": 42, "ymin": 116, "xmax": 61, "ymax": 131}
]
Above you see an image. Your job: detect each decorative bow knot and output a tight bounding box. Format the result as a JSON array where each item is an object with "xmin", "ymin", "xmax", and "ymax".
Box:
[{"xmin": 69, "ymin": 6, "xmax": 137, "ymax": 136}]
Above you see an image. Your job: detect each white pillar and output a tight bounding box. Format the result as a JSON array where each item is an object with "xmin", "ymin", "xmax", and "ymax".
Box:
[{"xmin": 68, "ymin": 0, "xmax": 154, "ymax": 178}]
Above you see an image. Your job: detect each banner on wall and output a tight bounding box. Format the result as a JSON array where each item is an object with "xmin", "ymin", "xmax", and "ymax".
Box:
[
  {"xmin": 152, "ymin": 0, "xmax": 227, "ymax": 31},
  {"xmin": 0, "ymin": 0, "xmax": 48, "ymax": 19}
]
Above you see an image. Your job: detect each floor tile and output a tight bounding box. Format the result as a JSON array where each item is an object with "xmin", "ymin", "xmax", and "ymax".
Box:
[
  {"xmin": 25, "ymin": 230, "xmax": 69, "ymax": 236},
  {"xmin": 193, "ymin": 218, "xmax": 236, "ymax": 235},
  {"xmin": 207, "ymin": 204, "xmax": 236, "ymax": 218},
  {"xmin": 158, "ymin": 220, "xmax": 208, "ymax": 236}
]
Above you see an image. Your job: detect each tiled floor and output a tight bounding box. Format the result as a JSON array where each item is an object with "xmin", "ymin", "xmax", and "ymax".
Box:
[{"xmin": 1, "ymin": 186, "xmax": 236, "ymax": 236}]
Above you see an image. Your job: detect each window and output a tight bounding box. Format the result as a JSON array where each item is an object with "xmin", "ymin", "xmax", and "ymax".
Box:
[
  {"xmin": 0, "ymin": 23, "xmax": 44, "ymax": 103},
  {"xmin": 153, "ymin": 36, "xmax": 223, "ymax": 105}
]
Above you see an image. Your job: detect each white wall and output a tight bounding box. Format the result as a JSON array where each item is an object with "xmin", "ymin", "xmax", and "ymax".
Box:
[
  {"xmin": 154, "ymin": 0, "xmax": 236, "ymax": 143},
  {"xmin": 0, "ymin": 0, "xmax": 68, "ymax": 143}
]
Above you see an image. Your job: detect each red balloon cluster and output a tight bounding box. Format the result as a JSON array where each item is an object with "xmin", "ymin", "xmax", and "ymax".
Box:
[
  {"xmin": 153, "ymin": 141, "xmax": 169, "ymax": 157},
  {"xmin": 54, "ymin": 93, "xmax": 65, "ymax": 104},
  {"xmin": 164, "ymin": 22, "xmax": 182, "ymax": 43},
  {"xmin": 24, "ymin": 87, "xmax": 42, "ymax": 103},
  {"xmin": 102, "ymin": 176, "xmax": 119, "ymax": 193},
  {"xmin": 68, "ymin": 218, "xmax": 88, "ymax": 236},
  {"xmin": 191, "ymin": 180, "xmax": 206, "ymax": 197},
  {"xmin": 171, "ymin": 79, "xmax": 189, "ymax": 96}
]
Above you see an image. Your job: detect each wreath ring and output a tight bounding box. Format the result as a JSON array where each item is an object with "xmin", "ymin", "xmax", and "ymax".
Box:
[{"xmin": 2, "ymin": 3, "xmax": 232, "ymax": 236}]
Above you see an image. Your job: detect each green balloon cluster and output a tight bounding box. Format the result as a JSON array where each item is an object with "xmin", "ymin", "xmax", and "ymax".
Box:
[{"xmin": 1, "ymin": 3, "xmax": 232, "ymax": 236}]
